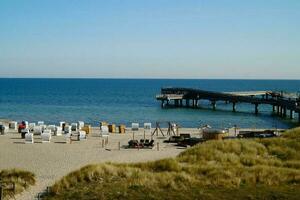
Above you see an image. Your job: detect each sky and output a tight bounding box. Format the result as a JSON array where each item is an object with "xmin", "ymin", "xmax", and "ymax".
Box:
[{"xmin": 0, "ymin": 0, "xmax": 299, "ymax": 79}]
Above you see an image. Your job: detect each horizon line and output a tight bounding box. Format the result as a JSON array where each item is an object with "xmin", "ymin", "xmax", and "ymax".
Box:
[{"xmin": 0, "ymin": 77, "xmax": 300, "ymax": 81}]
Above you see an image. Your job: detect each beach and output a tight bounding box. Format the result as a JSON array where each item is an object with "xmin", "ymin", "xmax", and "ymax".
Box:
[{"xmin": 0, "ymin": 127, "xmax": 200, "ymax": 200}]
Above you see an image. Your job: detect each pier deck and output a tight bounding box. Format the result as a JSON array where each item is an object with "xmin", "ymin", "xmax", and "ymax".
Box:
[{"xmin": 156, "ymin": 87, "xmax": 300, "ymax": 123}]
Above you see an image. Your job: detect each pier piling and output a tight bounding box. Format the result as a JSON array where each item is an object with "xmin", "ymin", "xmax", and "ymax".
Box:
[
  {"xmin": 255, "ymin": 103, "xmax": 259, "ymax": 115},
  {"xmin": 232, "ymin": 102, "xmax": 236, "ymax": 112},
  {"xmin": 290, "ymin": 110, "xmax": 294, "ymax": 119},
  {"xmin": 211, "ymin": 101, "xmax": 216, "ymax": 111}
]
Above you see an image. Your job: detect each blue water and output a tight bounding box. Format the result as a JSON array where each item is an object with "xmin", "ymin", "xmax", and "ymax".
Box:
[{"xmin": 0, "ymin": 78, "xmax": 299, "ymax": 129}]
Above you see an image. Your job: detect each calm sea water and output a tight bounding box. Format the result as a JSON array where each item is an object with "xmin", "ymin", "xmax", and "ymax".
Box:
[{"xmin": 0, "ymin": 78, "xmax": 299, "ymax": 129}]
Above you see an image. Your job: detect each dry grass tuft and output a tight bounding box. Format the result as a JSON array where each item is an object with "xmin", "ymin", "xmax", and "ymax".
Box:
[{"xmin": 0, "ymin": 168, "xmax": 35, "ymax": 199}]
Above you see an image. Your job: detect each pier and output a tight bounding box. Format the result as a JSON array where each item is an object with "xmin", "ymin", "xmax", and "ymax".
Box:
[{"xmin": 156, "ymin": 87, "xmax": 300, "ymax": 123}]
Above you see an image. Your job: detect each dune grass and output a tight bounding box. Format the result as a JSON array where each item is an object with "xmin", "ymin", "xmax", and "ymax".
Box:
[
  {"xmin": 45, "ymin": 127, "xmax": 300, "ymax": 200},
  {"xmin": 0, "ymin": 168, "xmax": 35, "ymax": 199}
]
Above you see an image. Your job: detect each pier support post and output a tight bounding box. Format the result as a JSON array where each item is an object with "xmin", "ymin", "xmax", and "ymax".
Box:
[
  {"xmin": 175, "ymin": 99, "xmax": 179, "ymax": 107},
  {"xmin": 277, "ymin": 106, "xmax": 280, "ymax": 116},
  {"xmin": 180, "ymin": 100, "xmax": 183, "ymax": 107},
  {"xmin": 280, "ymin": 106, "xmax": 284, "ymax": 117},
  {"xmin": 283, "ymin": 107, "xmax": 287, "ymax": 118},
  {"xmin": 272, "ymin": 105, "xmax": 275, "ymax": 112},
  {"xmin": 298, "ymin": 112, "xmax": 300, "ymax": 124},
  {"xmin": 186, "ymin": 99, "xmax": 190, "ymax": 107},
  {"xmin": 255, "ymin": 103, "xmax": 259, "ymax": 115},
  {"xmin": 232, "ymin": 102, "xmax": 236, "ymax": 112},
  {"xmin": 161, "ymin": 100, "xmax": 164, "ymax": 108},
  {"xmin": 290, "ymin": 110, "xmax": 294, "ymax": 119},
  {"xmin": 211, "ymin": 101, "xmax": 216, "ymax": 111}
]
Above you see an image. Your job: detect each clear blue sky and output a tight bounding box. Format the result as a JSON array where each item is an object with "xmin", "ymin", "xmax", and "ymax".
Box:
[{"xmin": 0, "ymin": 0, "xmax": 299, "ymax": 79}]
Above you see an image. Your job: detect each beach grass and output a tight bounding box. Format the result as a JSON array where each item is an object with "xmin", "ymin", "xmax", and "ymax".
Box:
[
  {"xmin": 44, "ymin": 127, "xmax": 300, "ymax": 200},
  {"xmin": 0, "ymin": 168, "xmax": 35, "ymax": 199}
]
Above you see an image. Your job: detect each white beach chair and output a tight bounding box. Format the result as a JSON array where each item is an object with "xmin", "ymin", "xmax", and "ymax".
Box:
[
  {"xmin": 101, "ymin": 125, "xmax": 109, "ymax": 137},
  {"xmin": 41, "ymin": 130, "xmax": 51, "ymax": 143},
  {"xmin": 131, "ymin": 123, "xmax": 139, "ymax": 131},
  {"xmin": 0, "ymin": 125, "xmax": 7, "ymax": 135},
  {"xmin": 28, "ymin": 123, "xmax": 36, "ymax": 132},
  {"xmin": 33, "ymin": 126, "xmax": 43, "ymax": 135},
  {"xmin": 25, "ymin": 132, "xmax": 34, "ymax": 144},
  {"xmin": 37, "ymin": 121, "xmax": 44, "ymax": 126},
  {"xmin": 59, "ymin": 121, "xmax": 66, "ymax": 131},
  {"xmin": 78, "ymin": 130, "xmax": 87, "ymax": 140},
  {"xmin": 65, "ymin": 133, "xmax": 72, "ymax": 144},
  {"xmin": 9, "ymin": 121, "xmax": 18, "ymax": 130},
  {"xmin": 144, "ymin": 123, "xmax": 152, "ymax": 130},
  {"xmin": 64, "ymin": 126, "xmax": 71, "ymax": 134},
  {"xmin": 59, "ymin": 121, "xmax": 66, "ymax": 127},
  {"xmin": 47, "ymin": 125, "xmax": 56, "ymax": 134},
  {"xmin": 55, "ymin": 126, "xmax": 62, "ymax": 136},
  {"xmin": 77, "ymin": 121, "xmax": 84, "ymax": 130},
  {"xmin": 71, "ymin": 123, "xmax": 78, "ymax": 132}
]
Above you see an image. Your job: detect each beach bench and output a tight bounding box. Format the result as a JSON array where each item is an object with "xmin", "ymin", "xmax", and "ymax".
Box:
[
  {"xmin": 64, "ymin": 126, "xmax": 71, "ymax": 134},
  {"xmin": 131, "ymin": 123, "xmax": 139, "ymax": 131},
  {"xmin": 41, "ymin": 130, "xmax": 51, "ymax": 143},
  {"xmin": 55, "ymin": 126, "xmax": 62, "ymax": 136},
  {"xmin": 71, "ymin": 123, "xmax": 78, "ymax": 132},
  {"xmin": 78, "ymin": 130, "xmax": 86, "ymax": 140},
  {"xmin": 77, "ymin": 121, "xmax": 84, "ymax": 130},
  {"xmin": 33, "ymin": 126, "xmax": 43, "ymax": 135},
  {"xmin": 144, "ymin": 123, "xmax": 151, "ymax": 130},
  {"xmin": 9, "ymin": 121, "xmax": 17, "ymax": 130},
  {"xmin": 37, "ymin": 121, "xmax": 44, "ymax": 126},
  {"xmin": 25, "ymin": 132, "xmax": 34, "ymax": 144},
  {"xmin": 65, "ymin": 133, "xmax": 72, "ymax": 144},
  {"xmin": 101, "ymin": 125, "xmax": 109, "ymax": 137},
  {"xmin": 28, "ymin": 123, "xmax": 36, "ymax": 132},
  {"xmin": 47, "ymin": 125, "xmax": 56, "ymax": 134}
]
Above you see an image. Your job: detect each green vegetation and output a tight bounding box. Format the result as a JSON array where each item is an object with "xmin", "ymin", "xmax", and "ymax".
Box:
[
  {"xmin": 45, "ymin": 128, "xmax": 300, "ymax": 200},
  {"xmin": 0, "ymin": 169, "xmax": 35, "ymax": 199}
]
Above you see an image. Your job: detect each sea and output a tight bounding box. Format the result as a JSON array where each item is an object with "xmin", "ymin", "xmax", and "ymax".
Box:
[{"xmin": 0, "ymin": 78, "xmax": 299, "ymax": 129}]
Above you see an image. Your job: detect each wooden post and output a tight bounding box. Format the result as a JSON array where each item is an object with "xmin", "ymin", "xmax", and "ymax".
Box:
[
  {"xmin": 175, "ymin": 99, "xmax": 179, "ymax": 107},
  {"xmin": 102, "ymin": 139, "xmax": 104, "ymax": 148},
  {"xmin": 211, "ymin": 101, "xmax": 216, "ymax": 111},
  {"xmin": 283, "ymin": 107, "xmax": 287, "ymax": 118},
  {"xmin": 133, "ymin": 131, "xmax": 135, "ymax": 140},
  {"xmin": 157, "ymin": 142, "xmax": 159, "ymax": 151},
  {"xmin": 232, "ymin": 102, "xmax": 236, "ymax": 112},
  {"xmin": 277, "ymin": 106, "xmax": 280, "ymax": 116},
  {"xmin": 272, "ymin": 105, "xmax": 275, "ymax": 112},
  {"xmin": 186, "ymin": 99, "xmax": 190, "ymax": 107},
  {"xmin": 290, "ymin": 110, "xmax": 294, "ymax": 119},
  {"xmin": 255, "ymin": 104, "xmax": 259, "ymax": 115},
  {"xmin": 118, "ymin": 142, "xmax": 120, "ymax": 150}
]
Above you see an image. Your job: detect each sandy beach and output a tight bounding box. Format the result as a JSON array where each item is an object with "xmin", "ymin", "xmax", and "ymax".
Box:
[{"xmin": 0, "ymin": 127, "xmax": 200, "ymax": 200}]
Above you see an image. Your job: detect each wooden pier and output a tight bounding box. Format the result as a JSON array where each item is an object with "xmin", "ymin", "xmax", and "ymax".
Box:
[{"xmin": 156, "ymin": 87, "xmax": 300, "ymax": 123}]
